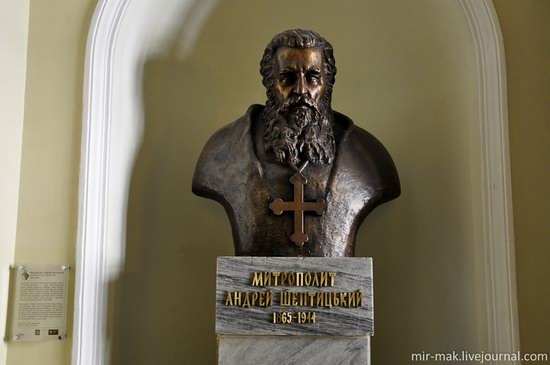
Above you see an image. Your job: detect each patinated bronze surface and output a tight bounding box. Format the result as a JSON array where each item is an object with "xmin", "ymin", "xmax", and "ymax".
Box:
[
  {"xmin": 192, "ymin": 29, "xmax": 400, "ymax": 257},
  {"xmin": 268, "ymin": 167, "xmax": 326, "ymax": 247}
]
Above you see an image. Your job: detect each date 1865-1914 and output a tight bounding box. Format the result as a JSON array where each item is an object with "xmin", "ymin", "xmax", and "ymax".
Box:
[{"xmin": 272, "ymin": 311, "xmax": 316, "ymax": 324}]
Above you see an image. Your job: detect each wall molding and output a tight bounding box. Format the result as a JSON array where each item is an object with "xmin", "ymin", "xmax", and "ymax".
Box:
[
  {"xmin": 72, "ymin": 1, "xmax": 519, "ymax": 364},
  {"xmin": 72, "ymin": 0, "xmax": 131, "ymax": 364},
  {"xmin": 459, "ymin": 0, "xmax": 520, "ymax": 360},
  {"xmin": 72, "ymin": 1, "xmax": 214, "ymax": 363}
]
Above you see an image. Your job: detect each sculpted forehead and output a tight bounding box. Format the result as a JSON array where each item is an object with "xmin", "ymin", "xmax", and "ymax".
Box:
[{"xmin": 274, "ymin": 46, "xmax": 324, "ymax": 72}]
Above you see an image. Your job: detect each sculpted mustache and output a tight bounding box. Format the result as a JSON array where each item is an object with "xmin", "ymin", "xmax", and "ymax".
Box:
[{"xmin": 280, "ymin": 95, "xmax": 319, "ymax": 113}]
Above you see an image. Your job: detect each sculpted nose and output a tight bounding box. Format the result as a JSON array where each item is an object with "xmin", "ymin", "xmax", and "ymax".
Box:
[{"xmin": 295, "ymin": 74, "xmax": 307, "ymax": 95}]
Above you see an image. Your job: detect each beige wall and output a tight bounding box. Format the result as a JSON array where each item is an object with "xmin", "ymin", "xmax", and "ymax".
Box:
[
  {"xmin": 0, "ymin": 1, "xmax": 29, "ymax": 363},
  {"xmin": 113, "ymin": 1, "xmax": 481, "ymax": 364},
  {"xmin": 5, "ymin": 0, "xmax": 95, "ymax": 364},
  {"xmin": 493, "ymin": 1, "xmax": 550, "ymax": 363},
  {"xmin": 7, "ymin": 0, "xmax": 549, "ymax": 364}
]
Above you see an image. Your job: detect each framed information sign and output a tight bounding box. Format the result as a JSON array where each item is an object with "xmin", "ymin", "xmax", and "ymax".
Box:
[{"xmin": 9, "ymin": 264, "xmax": 70, "ymax": 342}]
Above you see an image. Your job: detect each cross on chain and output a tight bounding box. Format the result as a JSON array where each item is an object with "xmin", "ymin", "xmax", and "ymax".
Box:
[{"xmin": 268, "ymin": 172, "xmax": 326, "ymax": 246}]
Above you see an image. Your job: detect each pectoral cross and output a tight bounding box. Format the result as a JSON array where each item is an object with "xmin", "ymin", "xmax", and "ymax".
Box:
[{"xmin": 269, "ymin": 171, "xmax": 326, "ymax": 246}]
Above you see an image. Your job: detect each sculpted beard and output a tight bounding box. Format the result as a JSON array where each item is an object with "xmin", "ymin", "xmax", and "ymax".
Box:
[{"xmin": 263, "ymin": 94, "xmax": 335, "ymax": 166}]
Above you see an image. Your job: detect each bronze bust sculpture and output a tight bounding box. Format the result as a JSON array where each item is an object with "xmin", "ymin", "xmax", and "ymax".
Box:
[{"xmin": 192, "ymin": 29, "xmax": 400, "ymax": 257}]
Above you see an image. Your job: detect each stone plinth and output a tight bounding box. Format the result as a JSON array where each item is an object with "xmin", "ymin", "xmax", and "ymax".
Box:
[
  {"xmin": 218, "ymin": 336, "xmax": 370, "ymax": 365},
  {"xmin": 216, "ymin": 257, "xmax": 373, "ymax": 364}
]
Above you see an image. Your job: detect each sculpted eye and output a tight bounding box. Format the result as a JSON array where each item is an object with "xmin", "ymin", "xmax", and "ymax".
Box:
[
  {"xmin": 307, "ymin": 75, "xmax": 319, "ymax": 84},
  {"xmin": 306, "ymin": 72, "xmax": 321, "ymax": 84},
  {"xmin": 279, "ymin": 73, "xmax": 295, "ymax": 84}
]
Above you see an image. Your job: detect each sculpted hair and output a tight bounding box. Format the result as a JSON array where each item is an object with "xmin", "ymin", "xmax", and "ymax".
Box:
[{"xmin": 259, "ymin": 29, "xmax": 337, "ymax": 107}]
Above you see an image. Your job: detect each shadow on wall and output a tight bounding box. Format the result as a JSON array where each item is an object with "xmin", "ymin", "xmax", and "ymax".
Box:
[
  {"xmin": 107, "ymin": 4, "xmax": 232, "ymax": 364},
  {"xmin": 108, "ymin": 55, "xmax": 229, "ymax": 364},
  {"xmin": 107, "ymin": 0, "xmax": 481, "ymax": 364}
]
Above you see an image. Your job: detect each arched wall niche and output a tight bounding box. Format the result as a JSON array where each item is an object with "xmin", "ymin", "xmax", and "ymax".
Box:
[{"xmin": 73, "ymin": 1, "xmax": 519, "ymax": 364}]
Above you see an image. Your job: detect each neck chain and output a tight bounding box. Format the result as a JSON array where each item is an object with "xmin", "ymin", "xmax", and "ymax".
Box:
[{"xmin": 289, "ymin": 160, "xmax": 309, "ymax": 174}]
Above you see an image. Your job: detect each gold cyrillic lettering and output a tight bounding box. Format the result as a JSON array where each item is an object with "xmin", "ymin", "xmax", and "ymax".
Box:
[
  {"xmin": 225, "ymin": 292, "xmax": 233, "ymax": 306},
  {"xmin": 288, "ymin": 272, "xmax": 295, "ymax": 286},
  {"xmin": 329, "ymin": 272, "xmax": 336, "ymax": 287},
  {"xmin": 280, "ymin": 291, "xmax": 290, "ymax": 306},
  {"xmin": 266, "ymin": 291, "xmax": 273, "ymax": 307},
  {"xmin": 251, "ymin": 272, "xmax": 263, "ymax": 287},
  {"xmin": 308, "ymin": 292, "xmax": 316, "ymax": 306},
  {"xmin": 272, "ymin": 272, "xmax": 280, "ymax": 286},
  {"xmin": 348, "ymin": 292, "xmax": 356, "ymax": 307},
  {"xmin": 340, "ymin": 292, "xmax": 347, "ymax": 307},
  {"xmin": 296, "ymin": 272, "xmax": 304, "ymax": 286},
  {"xmin": 312, "ymin": 272, "xmax": 320, "ymax": 287},
  {"xmin": 304, "ymin": 272, "xmax": 312, "ymax": 286},
  {"xmin": 281, "ymin": 272, "xmax": 287, "ymax": 286},
  {"xmin": 320, "ymin": 272, "xmax": 328, "ymax": 287},
  {"xmin": 242, "ymin": 292, "xmax": 250, "ymax": 308},
  {"xmin": 356, "ymin": 290, "xmax": 362, "ymax": 306},
  {"xmin": 263, "ymin": 272, "xmax": 271, "ymax": 286},
  {"xmin": 332, "ymin": 292, "xmax": 340, "ymax": 306},
  {"xmin": 324, "ymin": 292, "xmax": 332, "ymax": 308}
]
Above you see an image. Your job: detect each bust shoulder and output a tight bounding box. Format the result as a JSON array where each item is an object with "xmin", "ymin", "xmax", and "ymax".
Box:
[
  {"xmin": 191, "ymin": 105, "xmax": 261, "ymax": 199},
  {"xmin": 333, "ymin": 111, "xmax": 401, "ymax": 204},
  {"xmin": 192, "ymin": 106, "xmax": 400, "ymax": 206}
]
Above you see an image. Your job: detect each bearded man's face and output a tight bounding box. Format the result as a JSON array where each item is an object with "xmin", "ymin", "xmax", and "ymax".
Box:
[{"xmin": 263, "ymin": 46, "xmax": 335, "ymax": 166}]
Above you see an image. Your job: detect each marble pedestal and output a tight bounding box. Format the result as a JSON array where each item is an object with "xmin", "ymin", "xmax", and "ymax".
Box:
[
  {"xmin": 216, "ymin": 257, "xmax": 373, "ymax": 365},
  {"xmin": 218, "ymin": 336, "xmax": 370, "ymax": 365}
]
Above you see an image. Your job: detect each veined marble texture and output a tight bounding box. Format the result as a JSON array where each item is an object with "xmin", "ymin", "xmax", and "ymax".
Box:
[
  {"xmin": 216, "ymin": 257, "xmax": 373, "ymax": 336},
  {"xmin": 218, "ymin": 336, "xmax": 370, "ymax": 365}
]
